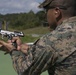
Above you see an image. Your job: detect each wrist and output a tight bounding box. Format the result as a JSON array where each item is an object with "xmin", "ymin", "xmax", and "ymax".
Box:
[{"xmin": 9, "ymin": 49, "xmax": 17, "ymax": 55}]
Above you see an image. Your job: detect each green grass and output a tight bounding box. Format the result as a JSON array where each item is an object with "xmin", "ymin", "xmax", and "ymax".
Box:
[
  {"xmin": 22, "ymin": 26, "xmax": 50, "ymax": 34},
  {"xmin": 0, "ymin": 51, "xmax": 17, "ymax": 75},
  {"xmin": 10, "ymin": 26, "xmax": 50, "ymax": 34},
  {"xmin": 21, "ymin": 35, "xmax": 40, "ymax": 43}
]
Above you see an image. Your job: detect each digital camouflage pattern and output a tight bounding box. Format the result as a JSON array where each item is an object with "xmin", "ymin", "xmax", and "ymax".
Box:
[
  {"xmin": 39, "ymin": 0, "xmax": 53, "ymax": 8},
  {"xmin": 39, "ymin": 0, "xmax": 75, "ymax": 9},
  {"xmin": 11, "ymin": 16, "xmax": 76, "ymax": 75}
]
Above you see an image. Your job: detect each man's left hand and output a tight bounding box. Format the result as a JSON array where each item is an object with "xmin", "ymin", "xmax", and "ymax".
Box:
[{"xmin": 0, "ymin": 40, "xmax": 16, "ymax": 53}]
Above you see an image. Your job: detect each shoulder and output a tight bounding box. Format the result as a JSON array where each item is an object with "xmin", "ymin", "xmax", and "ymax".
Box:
[
  {"xmin": 57, "ymin": 16, "xmax": 76, "ymax": 32},
  {"xmin": 55, "ymin": 17, "xmax": 76, "ymax": 37},
  {"xmin": 35, "ymin": 16, "xmax": 76, "ymax": 46},
  {"xmin": 37, "ymin": 17, "xmax": 76, "ymax": 46}
]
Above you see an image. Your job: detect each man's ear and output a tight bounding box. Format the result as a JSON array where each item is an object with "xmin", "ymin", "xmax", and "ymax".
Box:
[{"xmin": 54, "ymin": 7, "xmax": 61, "ymax": 18}]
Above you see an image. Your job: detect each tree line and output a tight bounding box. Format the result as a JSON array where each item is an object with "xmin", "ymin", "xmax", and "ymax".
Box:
[{"xmin": 0, "ymin": 10, "xmax": 46, "ymax": 30}]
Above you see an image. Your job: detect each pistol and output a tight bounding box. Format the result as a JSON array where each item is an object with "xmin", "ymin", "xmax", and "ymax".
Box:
[{"xmin": 0, "ymin": 29, "xmax": 24, "ymax": 48}]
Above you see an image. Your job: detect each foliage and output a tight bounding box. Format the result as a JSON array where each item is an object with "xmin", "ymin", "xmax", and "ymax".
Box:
[{"xmin": 0, "ymin": 10, "xmax": 45, "ymax": 30}]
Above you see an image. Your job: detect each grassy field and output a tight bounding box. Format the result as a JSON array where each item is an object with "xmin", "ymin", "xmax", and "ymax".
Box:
[{"xmin": 0, "ymin": 27, "xmax": 50, "ymax": 75}]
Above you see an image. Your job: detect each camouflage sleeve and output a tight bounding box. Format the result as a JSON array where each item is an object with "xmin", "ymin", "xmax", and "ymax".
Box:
[
  {"xmin": 10, "ymin": 50, "xmax": 33, "ymax": 75},
  {"xmin": 10, "ymin": 38, "xmax": 58, "ymax": 75}
]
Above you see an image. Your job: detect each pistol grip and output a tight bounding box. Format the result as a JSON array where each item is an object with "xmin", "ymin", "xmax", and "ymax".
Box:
[{"xmin": 12, "ymin": 41, "xmax": 17, "ymax": 48}]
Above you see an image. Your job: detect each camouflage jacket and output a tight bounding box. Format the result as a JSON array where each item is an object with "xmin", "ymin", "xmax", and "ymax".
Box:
[{"xmin": 10, "ymin": 16, "xmax": 76, "ymax": 75}]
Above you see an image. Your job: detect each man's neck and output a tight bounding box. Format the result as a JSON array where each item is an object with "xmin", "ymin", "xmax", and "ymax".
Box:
[{"xmin": 57, "ymin": 16, "xmax": 72, "ymax": 25}]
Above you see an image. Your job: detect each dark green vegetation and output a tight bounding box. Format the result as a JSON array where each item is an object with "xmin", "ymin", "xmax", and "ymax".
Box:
[{"xmin": 0, "ymin": 10, "xmax": 46, "ymax": 30}]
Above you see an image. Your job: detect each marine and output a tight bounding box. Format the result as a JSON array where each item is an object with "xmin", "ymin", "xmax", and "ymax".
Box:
[{"xmin": 0, "ymin": 0, "xmax": 76, "ymax": 75}]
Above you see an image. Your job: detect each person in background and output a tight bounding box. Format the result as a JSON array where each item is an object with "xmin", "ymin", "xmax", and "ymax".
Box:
[{"xmin": 0, "ymin": 0, "xmax": 76, "ymax": 75}]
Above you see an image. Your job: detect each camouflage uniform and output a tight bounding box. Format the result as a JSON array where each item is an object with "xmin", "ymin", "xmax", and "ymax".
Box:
[
  {"xmin": 10, "ymin": 0, "xmax": 76, "ymax": 75},
  {"xmin": 10, "ymin": 16, "xmax": 76, "ymax": 75}
]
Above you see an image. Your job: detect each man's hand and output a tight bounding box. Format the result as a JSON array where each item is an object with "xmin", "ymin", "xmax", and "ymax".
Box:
[
  {"xmin": 8, "ymin": 37, "xmax": 29, "ymax": 54},
  {"xmin": 20, "ymin": 43, "xmax": 29, "ymax": 54},
  {"xmin": 0, "ymin": 37, "xmax": 29, "ymax": 54},
  {"xmin": 8, "ymin": 37, "xmax": 22, "ymax": 50},
  {"xmin": 0, "ymin": 40, "xmax": 16, "ymax": 53}
]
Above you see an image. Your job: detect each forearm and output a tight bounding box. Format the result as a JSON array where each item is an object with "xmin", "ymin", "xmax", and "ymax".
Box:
[
  {"xmin": 10, "ymin": 41, "xmax": 57, "ymax": 75},
  {"xmin": 10, "ymin": 50, "xmax": 33, "ymax": 75}
]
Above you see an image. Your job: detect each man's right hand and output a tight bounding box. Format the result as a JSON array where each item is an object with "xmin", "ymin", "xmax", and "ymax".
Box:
[
  {"xmin": 8, "ymin": 37, "xmax": 29, "ymax": 54},
  {"xmin": 8, "ymin": 37, "xmax": 22, "ymax": 50}
]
